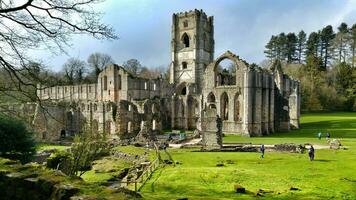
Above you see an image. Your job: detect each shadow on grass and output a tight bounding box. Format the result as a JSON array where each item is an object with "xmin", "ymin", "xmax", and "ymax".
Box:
[{"xmin": 313, "ymin": 159, "xmax": 334, "ymax": 162}]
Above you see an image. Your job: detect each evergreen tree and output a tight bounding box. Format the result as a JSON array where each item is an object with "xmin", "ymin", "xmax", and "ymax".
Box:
[
  {"xmin": 264, "ymin": 35, "xmax": 278, "ymax": 60},
  {"xmin": 333, "ymin": 22, "xmax": 349, "ymax": 62},
  {"xmin": 286, "ymin": 32, "xmax": 298, "ymax": 63},
  {"xmin": 276, "ymin": 33, "xmax": 287, "ymax": 60},
  {"xmin": 297, "ymin": 30, "xmax": 307, "ymax": 63},
  {"xmin": 306, "ymin": 32, "xmax": 320, "ymax": 57},
  {"xmin": 350, "ymin": 24, "xmax": 356, "ymax": 67},
  {"xmin": 320, "ymin": 25, "xmax": 335, "ymax": 69}
]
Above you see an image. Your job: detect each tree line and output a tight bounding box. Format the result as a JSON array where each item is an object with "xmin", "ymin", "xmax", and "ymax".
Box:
[
  {"xmin": 265, "ymin": 22, "xmax": 356, "ymax": 112},
  {"xmin": 42, "ymin": 53, "xmax": 167, "ymax": 87},
  {"xmin": 265, "ymin": 22, "xmax": 356, "ymax": 69}
]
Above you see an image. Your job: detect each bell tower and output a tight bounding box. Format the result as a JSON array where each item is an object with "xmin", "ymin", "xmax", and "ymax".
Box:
[{"xmin": 169, "ymin": 9, "xmax": 214, "ymax": 93}]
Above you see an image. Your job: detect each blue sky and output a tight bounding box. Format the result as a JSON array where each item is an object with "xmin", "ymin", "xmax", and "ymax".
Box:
[{"xmin": 33, "ymin": 0, "xmax": 356, "ymax": 71}]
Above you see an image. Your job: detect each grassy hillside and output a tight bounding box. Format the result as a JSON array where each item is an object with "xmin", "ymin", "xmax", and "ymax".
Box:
[{"xmin": 140, "ymin": 112, "xmax": 356, "ymax": 199}]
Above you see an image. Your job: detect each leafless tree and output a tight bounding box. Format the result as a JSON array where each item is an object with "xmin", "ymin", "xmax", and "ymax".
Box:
[
  {"xmin": 87, "ymin": 52, "xmax": 114, "ymax": 79},
  {"xmin": 63, "ymin": 57, "xmax": 87, "ymax": 84},
  {"xmin": 0, "ymin": 0, "xmax": 117, "ymax": 103}
]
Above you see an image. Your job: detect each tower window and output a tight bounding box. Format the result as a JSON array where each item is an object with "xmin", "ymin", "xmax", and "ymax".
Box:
[
  {"xmin": 103, "ymin": 76, "xmax": 108, "ymax": 90},
  {"xmin": 183, "ymin": 20, "xmax": 188, "ymax": 27},
  {"xmin": 182, "ymin": 62, "xmax": 188, "ymax": 69},
  {"xmin": 182, "ymin": 33, "xmax": 190, "ymax": 48}
]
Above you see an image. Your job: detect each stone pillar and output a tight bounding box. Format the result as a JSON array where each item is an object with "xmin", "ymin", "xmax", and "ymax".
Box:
[
  {"xmin": 243, "ymin": 71, "xmax": 253, "ymax": 136},
  {"xmin": 171, "ymin": 95, "xmax": 176, "ymax": 129},
  {"xmin": 253, "ymin": 72, "xmax": 262, "ymax": 136},
  {"xmin": 269, "ymin": 76, "xmax": 275, "ymax": 133},
  {"xmin": 289, "ymin": 81, "xmax": 300, "ymax": 129}
]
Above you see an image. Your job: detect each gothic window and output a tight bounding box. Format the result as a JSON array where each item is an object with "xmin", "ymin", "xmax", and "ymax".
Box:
[
  {"xmin": 94, "ymin": 104, "xmax": 97, "ymax": 111},
  {"xmin": 216, "ymin": 58, "xmax": 237, "ymax": 86},
  {"xmin": 207, "ymin": 92, "xmax": 216, "ymax": 103},
  {"xmin": 220, "ymin": 92, "xmax": 229, "ymax": 120},
  {"xmin": 152, "ymin": 119, "xmax": 156, "ymax": 130},
  {"xmin": 182, "ymin": 62, "xmax": 188, "ymax": 69},
  {"xmin": 183, "ymin": 20, "xmax": 188, "ymax": 27},
  {"xmin": 153, "ymin": 83, "xmax": 157, "ymax": 91},
  {"xmin": 181, "ymin": 87, "xmax": 187, "ymax": 95},
  {"xmin": 128, "ymin": 104, "xmax": 132, "ymax": 111},
  {"xmin": 144, "ymin": 82, "xmax": 148, "ymax": 90},
  {"xmin": 103, "ymin": 76, "xmax": 108, "ymax": 90},
  {"xmin": 182, "ymin": 33, "xmax": 190, "ymax": 48},
  {"xmin": 117, "ymin": 75, "xmax": 121, "ymax": 89}
]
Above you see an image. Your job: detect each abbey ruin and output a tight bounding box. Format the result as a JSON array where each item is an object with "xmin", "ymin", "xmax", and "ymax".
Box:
[{"xmin": 27, "ymin": 9, "xmax": 300, "ymax": 141}]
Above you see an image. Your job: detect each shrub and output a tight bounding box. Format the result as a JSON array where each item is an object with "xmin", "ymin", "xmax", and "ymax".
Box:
[
  {"xmin": 46, "ymin": 132, "xmax": 109, "ymax": 177},
  {"xmin": 0, "ymin": 114, "xmax": 35, "ymax": 162}
]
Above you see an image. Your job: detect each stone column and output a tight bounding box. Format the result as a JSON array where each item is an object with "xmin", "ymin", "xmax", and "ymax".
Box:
[
  {"xmin": 253, "ymin": 73, "xmax": 262, "ymax": 136},
  {"xmin": 243, "ymin": 71, "xmax": 252, "ymax": 136}
]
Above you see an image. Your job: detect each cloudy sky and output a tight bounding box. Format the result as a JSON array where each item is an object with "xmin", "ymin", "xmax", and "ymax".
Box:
[{"xmin": 32, "ymin": 0, "xmax": 356, "ymax": 71}]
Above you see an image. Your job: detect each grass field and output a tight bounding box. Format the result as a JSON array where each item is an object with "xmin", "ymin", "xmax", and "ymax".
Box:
[{"xmin": 140, "ymin": 112, "xmax": 356, "ymax": 199}]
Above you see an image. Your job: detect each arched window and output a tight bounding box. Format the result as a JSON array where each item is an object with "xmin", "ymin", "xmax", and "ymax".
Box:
[
  {"xmin": 152, "ymin": 119, "xmax": 156, "ymax": 130},
  {"xmin": 127, "ymin": 121, "xmax": 132, "ymax": 133},
  {"xmin": 220, "ymin": 92, "xmax": 229, "ymax": 120},
  {"xmin": 207, "ymin": 92, "xmax": 216, "ymax": 103},
  {"xmin": 183, "ymin": 20, "xmax": 188, "ymax": 27},
  {"xmin": 94, "ymin": 104, "xmax": 98, "ymax": 111},
  {"xmin": 182, "ymin": 62, "xmax": 188, "ymax": 69},
  {"xmin": 117, "ymin": 75, "xmax": 121, "ymax": 89},
  {"xmin": 182, "ymin": 33, "xmax": 190, "ymax": 48},
  {"xmin": 216, "ymin": 58, "xmax": 237, "ymax": 86},
  {"xmin": 181, "ymin": 87, "xmax": 187, "ymax": 95},
  {"xmin": 103, "ymin": 76, "xmax": 108, "ymax": 90}
]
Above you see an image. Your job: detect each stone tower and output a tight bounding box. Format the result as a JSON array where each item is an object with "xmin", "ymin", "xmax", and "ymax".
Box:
[{"xmin": 169, "ymin": 9, "xmax": 214, "ymax": 93}]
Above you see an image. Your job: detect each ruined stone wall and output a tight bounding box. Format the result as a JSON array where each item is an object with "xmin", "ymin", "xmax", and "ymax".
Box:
[{"xmin": 37, "ymin": 84, "xmax": 97, "ymax": 102}]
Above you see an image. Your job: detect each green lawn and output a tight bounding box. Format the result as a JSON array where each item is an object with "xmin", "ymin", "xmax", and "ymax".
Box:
[{"xmin": 140, "ymin": 112, "xmax": 356, "ymax": 199}]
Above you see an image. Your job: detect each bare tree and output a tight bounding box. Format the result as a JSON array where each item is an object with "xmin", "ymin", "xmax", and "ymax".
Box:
[
  {"xmin": 0, "ymin": 0, "xmax": 117, "ymax": 102},
  {"xmin": 87, "ymin": 52, "xmax": 114, "ymax": 79},
  {"xmin": 123, "ymin": 59, "xmax": 142, "ymax": 76},
  {"xmin": 63, "ymin": 57, "xmax": 87, "ymax": 84}
]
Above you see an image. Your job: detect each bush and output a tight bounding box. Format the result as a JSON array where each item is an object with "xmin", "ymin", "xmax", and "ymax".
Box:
[
  {"xmin": 46, "ymin": 132, "xmax": 109, "ymax": 177},
  {"xmin": 0, "ymin": 114, "xmax": 35, "ymax": 162},
  {"xmin": 46, "ymin": 151, "xmax": 73, "ymax": 171}
]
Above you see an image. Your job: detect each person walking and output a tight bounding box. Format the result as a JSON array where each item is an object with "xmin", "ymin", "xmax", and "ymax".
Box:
[
  {"xmin": 260, "ymin": 144, "xmax": 265, "ymax": 158},
  {"xmin": 308, "ymin": 145, "xmax": 315, "ymax": 161},
  {"xmin": 317, "ymin": 132, "xmax": 322, "ymax": 140},
  {"xmin": 326, "ymin": 132, "xmax": 330, "ymax": 140}
]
